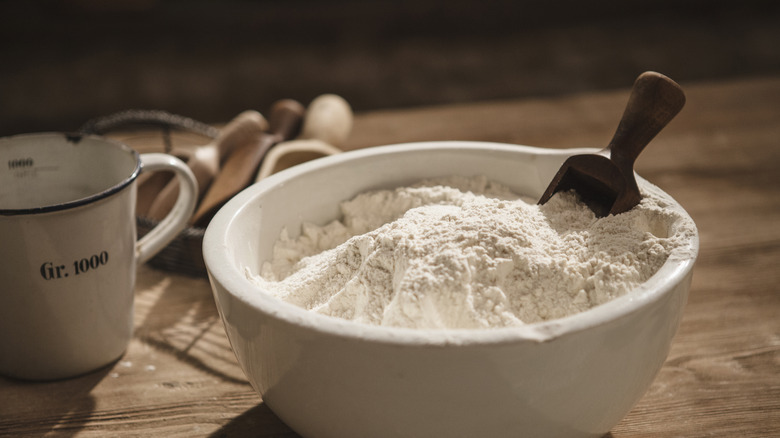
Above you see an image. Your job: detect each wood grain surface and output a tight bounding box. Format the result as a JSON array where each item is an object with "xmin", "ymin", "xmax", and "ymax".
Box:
[{"xmin": 1, "ymin": 76, "xmax": 778, "ymax": 437}]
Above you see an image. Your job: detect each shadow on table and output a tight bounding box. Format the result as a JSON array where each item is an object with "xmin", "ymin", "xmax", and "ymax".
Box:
[
  {"xmin": 134, "ymin": 265, "xmax": 248, "ymax": 385},
  {"xmin": 207, "ymin": 404, "xmax": 620, "ymax": 438},
  {"xmin": 0, "ymin": 364, "xmax": 111, "ymax": 437},
  {"xmin": 209, "ymin": 403, "xmax": 301, "ymax": 438}
]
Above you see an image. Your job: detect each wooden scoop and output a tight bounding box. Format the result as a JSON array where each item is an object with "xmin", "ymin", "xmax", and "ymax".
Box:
[
  {"xmin": 190, "ymin": 99, "xmax": 305, "ymax": 227},
  {"xmin": 538, "ymin": 71, "xmax": 686, "ymax": 217},
  {"xmin": 299, "ymin": 93, "xmax": 353, "ymax": 147},
  {"xmin": 136, "ymin": 170, "xmax": 177, "ymax": 217},
  {"xmin": 254, "ymin": 139, "xmax": 342, "ymax": 181},
  {"xmin": 254, "ymin": 93, "xmax": 352, "ymax": 182},
  {"xmin": 145, "ymin": 110, "xmax": 268, "ymax": 221}
]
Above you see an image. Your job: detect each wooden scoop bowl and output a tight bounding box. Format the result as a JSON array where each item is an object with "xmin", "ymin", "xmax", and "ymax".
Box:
[{"xmin": 538, "ymin": 71, "xmax": 686, "ymax": 217}]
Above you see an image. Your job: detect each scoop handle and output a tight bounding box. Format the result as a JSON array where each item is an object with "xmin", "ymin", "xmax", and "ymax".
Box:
[
  {"xmin": 607, "ymin": 71, "xmax": 686, "ymax": 173},
  {"xmin": 190, "ymin": 100, "xmax": 304, "ymax": 227}
]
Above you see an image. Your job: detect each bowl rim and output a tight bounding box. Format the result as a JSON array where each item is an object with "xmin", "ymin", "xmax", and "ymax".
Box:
[{"xmin": 203, "ymin": 141, "xmax": 699, "ymax": 345}]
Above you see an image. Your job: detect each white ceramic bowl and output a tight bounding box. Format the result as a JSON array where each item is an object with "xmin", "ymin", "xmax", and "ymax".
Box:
[{"xmin": 203, "ymin": 141, "xmax": 698, "ymax": 438}]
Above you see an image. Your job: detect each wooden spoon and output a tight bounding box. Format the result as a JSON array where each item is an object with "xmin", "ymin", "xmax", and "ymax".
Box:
[
  {"xmin": 254, "ymin": 93, "xmax": 352, "ymax": 182},
  {"xmin": 538, "ymin": 71, "xmax": 686, "ymax": 217},
  {"xmin": 145, "ymin": 110, "xmax": 268, "ymax": 221},
  {"xmin": 191, "ymin": 99, "xmax": 305, "ymax": 227}
]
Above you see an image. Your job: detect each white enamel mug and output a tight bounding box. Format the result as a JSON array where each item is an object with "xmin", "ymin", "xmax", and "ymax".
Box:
[{"xmin": 0, "ymin": 132, "xmax": 197, "ymax": 380}]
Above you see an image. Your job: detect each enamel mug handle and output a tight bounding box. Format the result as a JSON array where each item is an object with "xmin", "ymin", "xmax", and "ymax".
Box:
[{"xmin": 136, "ymin": 153, "xmax": 198, "ymax": 265}]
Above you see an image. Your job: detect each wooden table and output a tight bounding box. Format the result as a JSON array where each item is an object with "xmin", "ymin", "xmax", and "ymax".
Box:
[{"xmin": 2, "ymin": 76, "xmax": 778, "ymax": 437}]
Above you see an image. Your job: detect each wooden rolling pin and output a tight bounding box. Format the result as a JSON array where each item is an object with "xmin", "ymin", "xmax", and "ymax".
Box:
[{"xmin": 190, "ymin": 99, "xmax": 305, "ymax": 227}]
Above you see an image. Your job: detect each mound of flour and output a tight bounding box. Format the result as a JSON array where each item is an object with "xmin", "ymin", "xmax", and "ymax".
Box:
[{"xmin": 247, "ymin": 176, "xmax": 695, "ymax": 329}]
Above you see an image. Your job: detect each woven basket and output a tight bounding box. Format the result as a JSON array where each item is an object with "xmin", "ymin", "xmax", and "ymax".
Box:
[{"xmin": 137, "ymin": 217, "xmax": 207, "ymax": 277}]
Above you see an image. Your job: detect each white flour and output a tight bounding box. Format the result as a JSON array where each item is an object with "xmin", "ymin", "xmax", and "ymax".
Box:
[{"xmin": 248, "ymin": 176, "xmax": 695, "ymax": 329}]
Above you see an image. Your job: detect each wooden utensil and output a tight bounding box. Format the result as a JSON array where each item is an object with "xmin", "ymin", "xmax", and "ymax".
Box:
[
  {"xmin": 254, "ymin": 139, "xmax": 342, "ymax": 181},
  {"xmin": 538, "ymin": 71, "xmax": 686, "ymax": 217},
  {"xmin": 254, "ymin": 94, "xmax": 352, "ymax": 183},
  {"xmin": 190, "ymin": 99, "xmax": 305, "ymax": 227},
  {"xmin": 299, "ymin": 93, "xmax": 353, "ymax": 147},
  {"xmin": 145, "ymin": 110, "xmax": 268, "ymax": 221},
  {"xmin": 136, "ymin": 171, "xmax": 177, "ymax": 217}
]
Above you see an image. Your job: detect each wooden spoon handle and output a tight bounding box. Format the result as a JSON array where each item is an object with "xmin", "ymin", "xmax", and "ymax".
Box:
[
  {"xmin": 215, "ymin": 110, "xmax": 269, "ymax": 163},
  {"xmin": 607, "ymin": 71, "xmax": 686, "ymax": 173},
  {"xmin": 300, "ymin": 94, "xmax": 353, "ymax": 147},
  {"xmin": 268, "ymin": 99, "xmax": 307, "ymax": 144}
]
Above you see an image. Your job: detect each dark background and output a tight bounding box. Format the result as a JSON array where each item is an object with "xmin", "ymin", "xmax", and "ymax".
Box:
[{"xmin": 2, "ymin": 0, "xmax": 779, "ymax": 136}]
